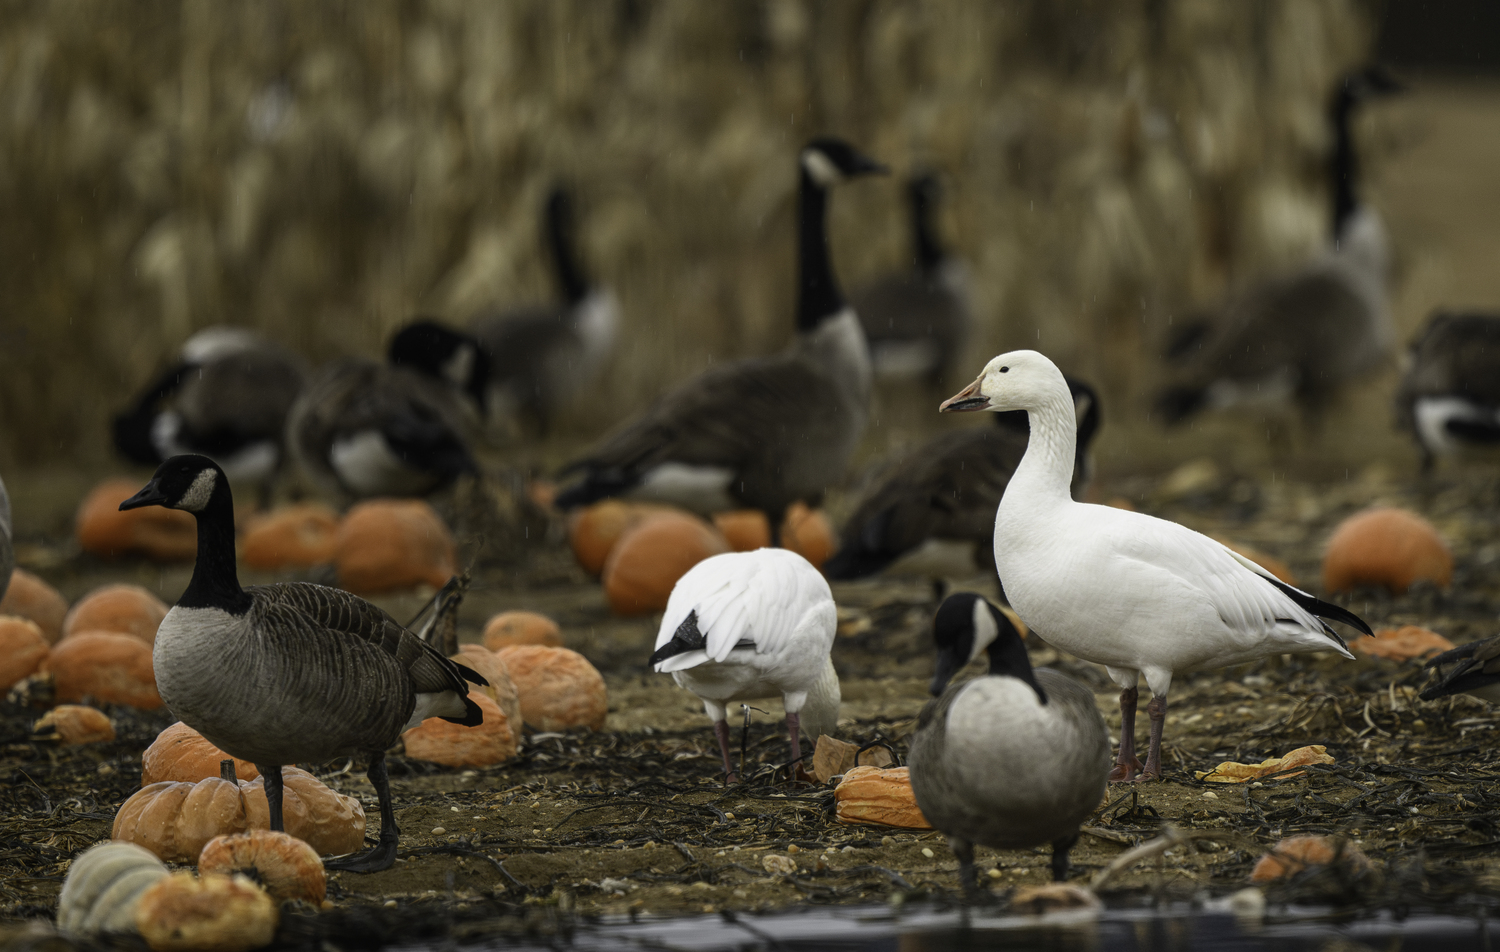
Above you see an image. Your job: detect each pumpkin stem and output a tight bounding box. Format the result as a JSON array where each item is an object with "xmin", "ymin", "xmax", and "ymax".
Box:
[{"xmin": 220, "ymin": 759, "xmax": 237, "ymax": 783}]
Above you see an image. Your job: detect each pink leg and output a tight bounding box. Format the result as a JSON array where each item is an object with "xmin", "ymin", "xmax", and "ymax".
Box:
[
  {"xmin": 1138, "ymin": 695, "xmax": 1167, "ymax": 781},
  {"xmin": 713, "ymin": 720, "xmax": 738, "ymax": 783},
  {"xmin": 1108, "ymin": 687, "xmax": 1144, "ymax": 783}
]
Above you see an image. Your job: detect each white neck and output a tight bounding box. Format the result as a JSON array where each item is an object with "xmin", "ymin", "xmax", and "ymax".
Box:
[
  {"xmin": 1000, "ymin": 387, "xmax": 1079, "ymax": 515},
  {"xmin": 797, "ymin": 658, "xmax": 842, "ymax": 741},
  {"xmin": 798, "ymin": 308, "xmax": 872, "ymax": 411}
]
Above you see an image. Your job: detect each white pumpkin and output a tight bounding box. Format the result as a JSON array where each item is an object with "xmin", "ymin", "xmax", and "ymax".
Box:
[{"xmin": 57, "ymin": 840, "xmax": 169, "ymax": 935}]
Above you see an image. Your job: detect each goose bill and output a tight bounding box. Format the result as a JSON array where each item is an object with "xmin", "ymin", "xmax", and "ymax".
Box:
[
  {"xmin": 118, "ymin": 480, "xmax": 169, "ymax": 511},
  {"xmin": 940, "ymin": 381, "xmax": 989, "ymax": 413}
]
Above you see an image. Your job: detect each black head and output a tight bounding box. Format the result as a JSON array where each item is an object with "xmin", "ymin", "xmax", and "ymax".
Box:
[
  {"xmin": 119, "ymin": 454, "xmax": 229, "ymax": 514},
  {"xmin": 801, "ymin": 138, "xmax": 888, "ymax": 187},
  {"xmin": 388, "ymin": 319, "xmax": 491, "ymax": 414},
  {"xmin": 929, "ymin": 593, "xmax": 1042, "ymax": 701},
  {"xmin": 1334, "ymin": 65, "xmax": 1406, "ymax": 112}
]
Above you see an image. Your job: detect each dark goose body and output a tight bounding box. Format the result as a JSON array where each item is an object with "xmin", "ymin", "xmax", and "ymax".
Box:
[{"xmin": 1395, "ymin": 311, "xmax": 1500, "ymax": 470}]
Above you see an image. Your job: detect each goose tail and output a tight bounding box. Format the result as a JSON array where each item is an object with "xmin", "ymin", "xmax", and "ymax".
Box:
[{"xmin": 1263, "ymin": 576, "xmax": 1370, "ymax": 656}]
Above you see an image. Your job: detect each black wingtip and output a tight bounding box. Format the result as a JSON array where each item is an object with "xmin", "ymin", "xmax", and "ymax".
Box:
[
  {"xmin": 648, "ymin": 610, "xmax": 704, "ymax": 667},
  {"xmin": 1263, "ymin": 576, "xmax": 1373, "ymax": 638},
  {"xmin": 452, "ymin": 660, "xmax": 490, "ymax": 688}
]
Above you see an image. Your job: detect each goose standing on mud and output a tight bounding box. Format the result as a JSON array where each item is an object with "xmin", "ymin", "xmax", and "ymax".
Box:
[
  {"xmin": 823, "ymin": 377, "xmax": 1099, "ymax": 586},
  {"xmin": 112, "ymin": 327, "xmax": 308, "ymax": 504},
  {"xmin": 1156, "ymin": 67, "xmax": 1404, "ymax": 424},
  {"xmin": 119, "ymin": 455, "xmax": 485, "ymax": 872},
  {"xmin": 649, "ymin": 549, "xmax": 839, "ymax": 781},
  {"xmin": 554, "ymin": 139, "xmax": 885, "ymax": 544},
  {"xmin": 943, "ymin": 351, "xmax": 1371, "ymax": 781},
  {"xmin": 1395, "ymin": 311, "xmax": 1500, "ymax": 472},
  {"xmin": 909, "ymin": 594, "xmax": 1109, "ymax": 893},
  {"xmin": 469, "ymin": 187, "xmax": 620, "ymax": 435},
  {"xmin": 850, "ymin": 173, "xmax": 972, "ymax": 387}
]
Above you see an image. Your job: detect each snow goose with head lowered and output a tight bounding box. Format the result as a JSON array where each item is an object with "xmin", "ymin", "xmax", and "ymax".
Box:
[
  {"xmin": 554, "ymin": 139, "xmax": 885, "ymax": 544},
  {"xmin": 909, "ymin": 594, "xmax": 1109, "ymax": 894},
  {"xmin": 942, "ymin": 350, "xmax": 1371, "ymax": 781},
  {"xmin": 649, "ymin": 548, "xmax": 838, "ymax": 781},
  {"xmin": 118, "ymin": 455, "xmax": 486, "ymax": 872}
]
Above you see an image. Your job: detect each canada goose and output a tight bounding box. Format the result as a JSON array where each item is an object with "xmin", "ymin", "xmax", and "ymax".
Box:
[
  {"xmin": 286, "ymin": 327, "xmax": 481, "ymax": 500},
  {"xmin": 118, "ymin": 455, "xmax": 485, "ymax": 872},
  {"xmin": 850, "ymin": 174, "xmax": 971, "ymax": 387},
  {"xmin": 908, "ymin": 593, "xmax": 1110, "ymax": 893},
  {"xmin": 112, "ymin": 327, "xmax": 308, "ymax": 503},
  {"xmin": 823, "ymin": 377, "xmax": 1100, "ymax": 583},
  {"xmin": 555, "ymin": 139, "xmax": 886, "ymax": 542},
  {"xmin": 1395, "ymin": 311, "xmax": 1500, "ymax": 471},
  {"xmin": 1155, "ymin": 66, "xmax": 1405, "ymax": 425},
  {"xmin": 1420, "ymin": 635, "xmax": 1500, "ymax": 704},
  {"xmin": 0, "ymin": 473, "xmax": 11, "ymax": 603},
  {"xmin": 943, "ymin": 351, "xmax": 1370, "ymax": 780},
  {"xmin": 649, "ymin": 549, "xmax": 839, "ymax": 781},
  {"xmin": 469, "ymin": 188, "xmax": 620, "ymax": 435},
  {"xmin": 386, "ymin": 319, "xmax": 492, "ymax": 420}
]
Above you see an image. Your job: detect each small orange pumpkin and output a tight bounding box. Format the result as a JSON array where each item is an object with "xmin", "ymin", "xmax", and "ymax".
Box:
[
  {"xmin": 135, "ymin": 872, "xmax": 277, "ymax": 952},
  {"xmin": 334, "ymin": 499, "xmax": 457, "ymax": 594},
  {"xmin": 240, "ymin": 503, "xmax": 341, "ymax": 570},
  {"xmin": 1249, "ymin": 834, "xmax": 1372, "ymax": 883},
  {"xmin": 481, "ymin": 611, "xmax": 562, "ymax": 650},
  {"xmin": 1323, "ymin": 507, "xmax": 1452, "ymax": 594},
  {"xmin": 496, "ymin": 645, "xmax": 608, "ymax": 731},
  {"xmin": 711, "ymin": 503, "xmax": 835, "ymax": 568},
  {"xmin": 403, "ymin": 688, "xmax": 517, "ymax": 767},
  {"xmin": 568, "ymin": 500, "xmax": 673, "ymax": 576},
  {"xmin": 198, "ymin": 830, "xmax": 326, "ymax": 905},
  {"xmin": 833, "ymin": 766, "xmax": 932, "ymax": 829},
  {"xmin": 76, "ymin": 478, "xmax": 197, "ymax": 561},
  {"xmin": 142, "ymin": 722, "xmax": 260, "ymax": 785},
  {"xmin": 0, "ymin": 616, "xmax": 49, "ymax": 691},
  {"xmin": 44, "ymin": 631, "xmax": 162, "ymax": 708},
  {"xmin": 451, "ymin": 645, "xmax": 522, "ymax": 727},
  {"xmin": 602, "ymin": 511, "xmax": 730, "ymax": 615},
  {"xmin": 62, "ymin": 584, "xmax": 169, "ymax": 646},
  {"xmin": 0, "ymin": 569, "xmax": 69, "ymax": 643},
  {"xmin": 33, "ymin": 704, "xmax": 115, "ymax": 744}
]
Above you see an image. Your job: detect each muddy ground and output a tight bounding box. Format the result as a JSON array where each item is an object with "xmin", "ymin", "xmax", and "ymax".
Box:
[{"xmin": 4, "ymin": 455, "xmax": 1500, "ymax": 948}]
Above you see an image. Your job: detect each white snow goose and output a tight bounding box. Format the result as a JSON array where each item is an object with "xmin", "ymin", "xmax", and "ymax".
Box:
[
  {"xmin": 941, "ymin": 350, "xmax": 1371, "ymax": 781},
  {"xmin": 909, "ymin": 593, "xmax": 1110, "ymax": 893},
  {"xmin": 648, "ymin": 548, "xmax": 839, "ymax": 781}
]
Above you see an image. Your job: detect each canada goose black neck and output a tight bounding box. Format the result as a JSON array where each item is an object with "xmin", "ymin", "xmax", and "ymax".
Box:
[
  {"xmin": 795, "ymin": 168, "xmax": 844, "ymax": 332},
  {"xmin": 984, "ymin": 619, "xmax": 1047, "ymax": 704},
  {"xmin": 910, "ymin": 177, "xmax": 945, "ymax": 274},
  {"xmin": 180, "ymin": 474, "xmax": 252, "ymax": 615},
  {"xmin": 545, "ymin": 190, "xmax": 590, "ymax": 307},
  {"xmin": 1328, "ymin": 83, "xmax": 1362, "ymax": 243}
]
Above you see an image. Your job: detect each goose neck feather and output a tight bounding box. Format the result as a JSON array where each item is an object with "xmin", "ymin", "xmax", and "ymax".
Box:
[
  {"xmin": 1000, "ymin": 385, "xmax": 1078, "ymax": 517},
  {"xmin": 795, "ymin": 168, "xmax": 845, "ymax": 332},
  {"xmin": 179, "ymin": 479, "xmax": 252, "ymax": 615}
]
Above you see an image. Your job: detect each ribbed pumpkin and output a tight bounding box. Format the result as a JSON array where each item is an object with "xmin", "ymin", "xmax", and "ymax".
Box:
[
  {"xmin": 0, "ymin": 615, "xmax": 49, "ymax": 691},
  {"xmin": 0, "ymin": 569, "xmax": 69, "ymax": 643},
  {"xmin": 135, "ymin": 872, "xmax": 277, "ymax": 952},
  {"xmin": 142, "ymin": 722, "xmax": 260, "ymax": 785},
  {"xmin": 63, "ymin": 584, "xmax": 168, "ymax": 646},
  {"xmin": 76, "ymin": 478, "xmax": 197, "ymax": 561},
  {"xmin": 34, "ymin": 705, "xmax": 116, "ymax": 745},
  {"xmin": 833, "ymin": 766, "xmax": 932, "ymax": 829},
  {"xmin": 198, "ymin": 830, "xmax": 326, "ymax": 905},
  {"xmin": 334, "ymin": 499, "xmax": 457, "ymax": 594},
  {"xmin": 240, "ymin": 503, "xmax": 341, "ymax": 570},
  {"xmin": 1322, "ymin": 507, "xmax": 1452, "ymax": 594},
  {"xmin": 568, "ymin": 500, "xmax": 672, "ymax": 576},
  {"xmin": 56, "ymin": 841, "xmax": 169, "ymax": 936},
  {"xmin": 496, "ymin": 645, "xmax": 608, "ymax": 731},
  {"xmin": 403, "ymin": 688, "xmax": 516, "ymax": 768},
  {"xmin": 602, "ymin": 511, "xmax": 730, "ymax": 615},
  {"xmin": 45, "ymin": 631, "xmax": 162, "ymax": 708},
  {"xmin": 450, "ymin": 645, "xmax": 521, "ymax": 727},
  {"xmin": 481, "ymin": 610, "xmax": 562, "ymax": 650}
]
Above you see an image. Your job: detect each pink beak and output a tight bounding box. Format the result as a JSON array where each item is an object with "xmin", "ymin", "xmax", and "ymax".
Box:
[{"xmin": 939, "ymin": 378, "xmax": 990, "ymax": 413}]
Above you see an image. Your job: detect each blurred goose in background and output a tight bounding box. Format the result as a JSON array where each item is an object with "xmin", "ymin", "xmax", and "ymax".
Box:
[
  {"xmin": 1156, "ymin": 66, "xmax": 1405, "ymax": 425},
  {"xmin": 1395, "ymin": 311, "xmax": 1500, "ymax": 472},
  {"xmin": 649, "ymin": 549, "xmax": 839, "ymax": 782},
  {"xmin": 286, "ymin": 326, "xmax": 480, "ymax": 500},
  {"xmin": 386, "ymin": 319, "xmax": 493, "ymax": 421},
  {"xmin": 119, "ymin": 455, "xmax": 486, "ymax": 872},
  {"xmin": 909, "ymin": 593, "xmax": 1110, "ymax": 892},
  {"xmin": 469, "ymin": 187, "xmax": 620, "ymax": 435},
  {"xmin": 555, "ymin": 138, "xmax": 886, "ymax": 543},
  {"xmin": 0, "ymin": 472, "xmax": 12, "ymax": 603},
  {"xmin": 112, "ymin": 327, "xmax": 308, "ymax": 504},
  {"xmin": 944, "ymin": 350, "xmax": 1369, "ymax": 781},
  {"xmin": 850, "ymin": 173, "xmax": 971, "ymax": 387},
  {"xmin": 1420, "ymin": 636, "xmax": 1500, "ymax": 704},
  {"xmin": 823, "ymin": 377, "xmax": 1099, "ymax": 586}
]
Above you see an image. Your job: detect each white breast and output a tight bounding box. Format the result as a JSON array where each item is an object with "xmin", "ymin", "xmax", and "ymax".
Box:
[
  {"xmin": 330, "ymin": 430, "xmax": 433, "ymax": 497},
  {"xmin": 628, "ymin": 462, "xmax": 737, "ymax": 514}
]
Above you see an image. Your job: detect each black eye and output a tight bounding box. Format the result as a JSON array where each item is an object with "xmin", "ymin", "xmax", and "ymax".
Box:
[{"xmin": 999, "ymin": 366, "xmax": 1009, "ymax": 373}]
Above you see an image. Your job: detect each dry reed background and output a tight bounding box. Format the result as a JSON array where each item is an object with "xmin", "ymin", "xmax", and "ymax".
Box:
[{"xmin": 0, "ymin": 0, "xmax": 1378, "ymax": 472}]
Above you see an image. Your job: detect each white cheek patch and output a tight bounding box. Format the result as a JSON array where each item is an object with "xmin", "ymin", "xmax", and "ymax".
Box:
[
  {"xmin": 969, "ymin": 598, "xmax": 999, "ymax": 662},
  {"xmin": 177, "ymin": 468, "xmax": 218, "ymax": 512},
  {"xmin": 801, "ymin": 150, "xmax": 842, "ymax": 188}
]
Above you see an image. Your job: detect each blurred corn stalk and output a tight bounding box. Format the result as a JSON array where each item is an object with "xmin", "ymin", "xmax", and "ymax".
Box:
[{"xmin": 0, "ymin": 0, "xmax": 1373, "ymax": 468}]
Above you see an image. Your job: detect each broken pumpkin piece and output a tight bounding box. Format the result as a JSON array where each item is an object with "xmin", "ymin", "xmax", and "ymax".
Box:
[
  {"xmin": 1249, "ymin": 834, "xmax": 1373, "ymax": 884},
  {"xmin": 1195, "ymin": 745, "xmax": 1334, "ymax": 783},
  {"xmin": 1352, "ymin": 625, "xmax": 1455, "ymax": 661},
  {"xmin": 833, "ymin": 766, "xmax": 932, "ymax": 829},
  {"xmin": 810, "ymin": 735, "xmax": 896, "ymax": 784}
]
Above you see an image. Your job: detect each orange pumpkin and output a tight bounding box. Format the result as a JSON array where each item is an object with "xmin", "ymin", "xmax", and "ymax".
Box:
[
  {"xmin": 76, "ymin": 478, "xmax": 197, "ymax": 561},
  {"xmin": 198, "ymin": 830, "xmax": 326, "ymax": 905},
  {"xmin": 496, "ymin": 645, "xmax": 608, "ymax": 731},
  {"xmin": 33, "ymin": 704, "xmax": 115, "ymax": 744},
  {"xmin": 1322, "ymin": 507, "xmax": 1452, "ymax": 594},
  {"xmin": 240, "ymin": 503, "xmax": 341, "ymax": 570},
  {"xmin": 143, "ymin": 722, "xmax": 260, "ymax": 785},
  {"xmin": 833, "ymin": 766, "xmax": 933, "ymax": 829},
  {"xmin": 1249, "ymin": 834, "xmax": 1372, "ymax": 883},
  {"xmin": 481, "ymin": 611, "xmax": 562, "ymax": 650},
  {"xmin": 334, "ymin": 499, "xmax": 457, "ymax": 594},
  {"xmin": 62, "ymin": 584, "xmax": 168, "ymax": 646},
  {"xmin": 238, "ymin": 767, "xmax": 366, "ymax": 857},
  {"xmin": 403, "ymin": 688, "xmax": 516, "ymax": 767},
  {"xmin": 0, "ymin": 569, "xmax": 68, "ymax": 643},
  {"xmin": 451, "ymin": 645, "xmax": 522, "ymax": 727},
  {"xmin": 0, "ymin": 616, "xmax": 49, "ymax": 691},
  {"xmin": 602, "ymin": 512, "xmax": 730, "ymax": 616},
  {"xmin": 568, "ymin": 500, "xmax": 673, "ymax": 576},
  {"xmin": 712, "ymin": 503, "xmax": 835, "ymax": 568},
  {"xmin": 135, "ymin": 872, "xmax": 277, "ymax": 952},
  {"xmin": 44, "ymin": 631, "xmax": 162, "ymax": 708}
]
